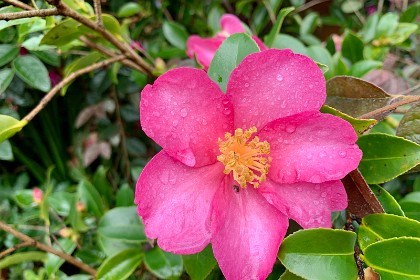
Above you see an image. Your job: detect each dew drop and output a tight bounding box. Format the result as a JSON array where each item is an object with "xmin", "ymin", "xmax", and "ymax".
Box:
[
  {"xmin": 297, "ymin": 186, "xmax": 303, "ymax": 192},
  {"xmin": 286, "ymin": 125, "xmax": 295, "ymax": 133},
  {"xmin": 223, "ymin": 108, "xmax": 231, "ymax": 115},
  {"xmin": 321, "ymin": 192, "xmax": 327, "ymax": 198},
  {"xmin": 339, "ymin": 151, "xmax": 347, "ymax": 158},
  {"xmin": 276, "ymin": 74, "xmax": 284, "ymax": 81},
  {"xmin": 180, "ymin": 108, "xmax": 188, "ymax": 117},
  {"xmin": 244, "ymin": 82, "xmax": 250, "ymax": 87},
  {"xmin": 314, "ymin": 184, "xmax": 321, "ymax": 190},
  {"xmin": 172, "ymin": 120, "xmax": 178, "ymax": 126}
]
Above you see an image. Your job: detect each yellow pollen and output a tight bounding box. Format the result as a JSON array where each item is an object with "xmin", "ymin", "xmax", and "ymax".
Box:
[{"xmin": 217, "ymin": 127, "xmax": 271, "ymax": 188}]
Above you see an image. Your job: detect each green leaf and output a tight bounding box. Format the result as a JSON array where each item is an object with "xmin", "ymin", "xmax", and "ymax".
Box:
[
  {"xmin": 0, "ymin": 139, "xmax": 13, "ymax": 160},
  {"xmin": 400, "ymin": 2, "xmax": 420, "ymax": 23},
  {"xmin": 279, "ymin": 270, "xmax": 306, "ymax": 280},
  {"xmin": 162, "ymin": 21, "xmax": 189, "ymax": 49},
  {"xmin": 320, "ymin": 105, "xmax": 376, "ymax": 136},
  {"xmin": 357, "ymin": 133, "xmax": 420, "ymax": 184},
  {"xmin": 265, "ymin": 7, "xmax": 295, "ymax": 47},
  {"xmin": 92, "ymin": 166, "xmax": 114, "ymax": 206},
  {"xmin": 358, "ymin": 213, "xmax": 420, "ymax": 251},
  {"xmin": 278, "ymin": 229, "xmax": 358, "ymax": 280},
  {"xmin": 41, "ymin": 19, "xmax": 82, "ymax": 46},
  {"xmin": 349, "ymin": 60, "xmax": 382, "ymax": 78},
  {"xmin": 117, "ymin": 2, "xmax": 141, "ymax": 18},
  {"xmin": 98, "ymin": 206, "xmax": 147, "ymax": 256},
  {"xmin": 341, "ymin": 32, "xmax": 364, "ymax": 63},
  {"xmin": 0, "ymin": 68, "xmax": 14, "ymax": 94},
  {"xmin": 376, "ymin": 13, "xmax": 399, "ymax": 38},
  {"xmin": 116, "ymin": 183, "xmax": 135, "ymax": 207},
  {"xmin": 77, "ymin": 180, "xmax": 105, "ymax": 217},
  {"xmin": 299, "ymin": 12, "xmax": 320, "ymax": 36},
  {"xmin": 18, "ymin": 18, "xmax": 46, "ymax": 38},
  {"xmin": 387, "ymin": 23, "xmax": 418, "ymax": 45},
  {"xmin": 361, "ymin": 12, "xmax": 379, "ymax": 42},
  {"xmin": 183, "ymin": 245, "xmax": 217, "ymax": 280},
  {"xmin": 13, "ymin": 189, "xmax": 34, "ymax": 208},
  {"xmin": 208, "ymin": 33, "xmax": 259, "ymax": 92},
  {"xmin": 45, "ymin": 238, "xmax": 77, "ymax": 276},
  {"xmin": 0, "ymin": 44, "xmax": 19, "ymax": 67},
  {"xmin": 12, "ymin": 55, "xmax": 51, "ymax": 92},
  {"xmin": 96, "ymin": 248, "xmax": 143, "ymax": 280},
  {"xmin": 362, "ymin": 237, "xmax": 420, "ymax": 279},
  {"xmin": 144, "ymin": 247, "xmax": 183, "ymax": 279},
  {"xmin": 369, "ymin": 185, "xmax": 405, "ymax": 217},
  {"xmin": 341, "ymin": 0, "xmax": 363, "ymax": 13},
  {"xmin": 31, "ymin": 49, "xmax": 61, "ymax": 67},
  {"xmin": 0, "ymin": 252, "xmax": 46, "ymax": 269},
  {"xmin": 271, "ymin": 34, "xmax": 308, "ymax": 55},
  {"xmin": 399, "ymin": 192, "xmax": 420, "ymax": 221},
  {"xmin": 0, "ymin": 114, "xmax": 27, "ymax": 143},
  {"xmin": 306, "ymin": 45, "xmax": 334, "ymax": 79}
]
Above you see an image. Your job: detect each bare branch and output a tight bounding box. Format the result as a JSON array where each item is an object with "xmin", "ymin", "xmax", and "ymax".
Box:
[
  {"xmin": 0, "ymin": 241, "xmax": 32, "ymax": 259},
  {"xmin": 0, "ymin": 8, "xmax": 59, "ymax": 20},
  {"xmin": 359, "ymin": 95, "xmax": 420, "ymax": 119},
  {"xmin": 24, "ymin": 55, "xmax": 126, "ymax": 123},
  {"xmin": 3, "ymin": 0, "xmax": 33, "ymax": 11},
  {"xmin": 93, "ymin": 0, "xmax": 103, "ymax": 27},
  {"xmin": 0, "ymin": 221, "xmax": 97, "ymax": 276}
]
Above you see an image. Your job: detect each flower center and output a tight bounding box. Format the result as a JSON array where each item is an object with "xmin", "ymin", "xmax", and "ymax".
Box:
[{"xmin": 217, "ymin": 127, "xmax": 271, "ymax": 189}]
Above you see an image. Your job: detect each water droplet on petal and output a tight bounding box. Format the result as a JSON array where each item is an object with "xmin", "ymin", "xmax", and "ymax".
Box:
[
  {"xmin": 172, "ymin": 120, "xmax": 178, "ymax": 126},
  {"xmin": 286, "ymin": 125, "xmax": 295, "ymax": 133},
  {"xmin": 244, "ymin": 82, "xmax": 250, "ymax": 87},
  {"xmin": 276, "ymin": 74, "xmax": 284, "ymax": 81},
  {"xmin": 180, "ymin": 108, "xmax": 188, "ymax": 117},
  {"xmin": 297, "ymin": 186, "xmax": 303, "ymax": 192},
  {"xmin": 339, "ymin": 151, "xmax": 347, "ymax": 158},
  {"xmin": 223, "ymin": 108, "xmax": 231, "ymax": 115},
  {"xmin": 321, "ymin": 192, "xmax": 327, "ymax": 198}
]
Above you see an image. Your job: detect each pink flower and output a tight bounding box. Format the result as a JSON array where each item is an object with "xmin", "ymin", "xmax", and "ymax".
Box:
[
  {"xmin": 186, "ymin": 14, "xmax": 267, "ymax": 70},
  {"xmin": 136, "ymin": 49, "xmax": 362, "ymax": 279},
  {"xmin": 33, "ymin": 187, "xmax": 43, "ymax": 204}
]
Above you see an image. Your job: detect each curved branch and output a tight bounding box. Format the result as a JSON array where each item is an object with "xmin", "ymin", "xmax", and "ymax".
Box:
[
  {"xmin": 359, "ymin": 95, "xmax": 420, "ymax": 119},
  {"xmin": 0, "ymin": 8, "xmax": 59, "ymax": 20},
  {"xmin": 3, "ymin": 0, "xmax": 33, "ymax": 10}
]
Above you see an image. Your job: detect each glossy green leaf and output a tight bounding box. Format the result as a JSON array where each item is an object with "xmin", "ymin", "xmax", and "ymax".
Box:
[
  {"xmin": 306, "ymin": 45, "xmax": 334, "ymax": 79},
  {"xmin": 144, "ymin": 247, "xmax": 183, "ymax": 279},
  {"xmin": 399, "ymin": 192, "xmax": 420, "ymax": 221},
  {"xmin": 349, "ymin": 60, "xmax": 382, "ymax": 78},
  {"xmin": 183, "ymin": 245, "xmax": 217, "ymax": 280},
  {"xmin": 45, "ymin": 238, "xmax": 76, "ymax": 276},
  {"xmin": 0, "ymin": 252, "xmax": 46, "ymax": 269},
  {"xmin": 162, "ymin": 21, "xmax": 189, "ymax": 49},
  {"xmin": 0, "ymin": 44, "xmax": 19, "ymax": 67},
  {"xmin": 208, "ymin": 33, "xmax": 259, "ymax": 92},
  {"xmin": 369, "ymin": 185, "xmax": 405, "ymax": 216},
  {"xmin": 332, "ymin": 53, "xmax": 349, "ymax": 76},
  {"xmin": 77, "ymin": 180, "xmax": 105, "ymax": 217},
  {"xmin": 341, "ymin": 32, "xmax": 364, "ymax": 63},
  {"xmin": 0, "ymin": 114, "xmax": 27, "ymax": 143},
  {"xmin": 358, "ymin": 213, "xmax": 420, "ymax": 251},
  {"xmin": 278, "ymin": 229, "xmax": 357, "ymax": 280},
  {"xmin": 376, "ymin": 13, "xmax": 399, "ymax": 38},
  {"xmin": 396, "ymin": 99, "xmax": 420, "ymax": 144},
  {"xmin": 320, "ymin": 105, "xmax": 376, "ymax": 135},
  {"xmin": 0, "ymin": 68, "xmax": 14, "ymax": 94},
  {"xmin": 31, "ymin": 49, "xmax": 61, "ymax": 67},
  {"xmin": 41, "ymin": 19, "xmax": 82, "ymax": 46},
  {"xmin": 100, "ymin": 14, "xmax": 125, "ymax": 41},
  {"xmin": 265, "ymin": 7, "xmax": 294, "ymax": 47},
  {"xmin": 362, "ymin": 237, "xmax": 420, "ymax": 279},
  {"xmin": 116, "ymin": 183, "xmax": 135, "ymax": 207},
  {"xmin": 98, "ymin": 206, "xmax": 147, "ymax": 256},
  {"xmin": 117, "ymin": 2, "xmax": 142, "ymax": 18},
  {"xmin": 357, "ymin": 133, "xmax": 420, "ymax": 184},
  {"xmin": 96, "ymin": 248, "xmax": 143, "ymax": 280},
  {"xmin": 12, "ymin": 55, "xmax": 51, "ymax": 92},
  {"xmin": 280, "ymin": 270, "xmax": 306, "ymax": 280},
  {"xmin": 0, "ymin": 139, "xmax": 13, "ymax": 160},
  {"xmin": 272, "ymin": 34, "xmax": 308, "ymax": 55},
  {"xmin": 0, "ymin": 18, "xmax": 35, "ymax": 32}
]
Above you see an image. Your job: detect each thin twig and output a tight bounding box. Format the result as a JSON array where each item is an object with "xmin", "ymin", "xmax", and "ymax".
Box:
[
  {"xmin": 292, "ymin": 0, "xmax": 330, "ymax": 14},
  {"xmin": 399, "ymin": 83, "xmax": 420, "ymax": 96},
  {"xmin": 93, "ymin": 0, "xmax": 103, "ymax": 28},
  {"xmin": 0, "ymin": 241, "xmax": 32, "ymax": 258},
  {"xmin": 359, "ymin": 95, "xmax": 420, "ymax": 119},
  {"xmin": 0, "ymin": 8, "xmax": 59, "ymax": 20},
  {"xmin": 3, "ymin": 0, "xmax": 33, "ymax": 10},
  {"xmin": 0, "ymin": 221, "xmax": 97, "ymax": 276},
  {"xmin": 23, "ymin": 55, "xmax": 125, "ymax": 122}
]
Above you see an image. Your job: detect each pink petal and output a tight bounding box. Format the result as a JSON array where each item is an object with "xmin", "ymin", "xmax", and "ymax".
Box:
[
  {"xmin": 227, "ymin": 49, "xmax": 326, "ymax": 130},
  {"xmin": 140, "ymin": 67, "xmax": 233, "ymax": 167},
  {"xmin": 259, "ymin": 179, "xmax": 348, "ymax": 228},
  {"xmin": 211, "ymin": 183, "xmax": 288, "ymax": 279},
  {"xmin": 220, "ymin": 14, "xmax": 245, "ymax": 34},
  {"xmin": 186, "ymin": 35, "xmax": 224, "ymax": 69},
  {"xmin": 135, "ymin": 151, "xmax": 225, "ymax": 254},
  {"xmin": 259, "ymin": 111, "xmax": 362, "ymax": 184}
]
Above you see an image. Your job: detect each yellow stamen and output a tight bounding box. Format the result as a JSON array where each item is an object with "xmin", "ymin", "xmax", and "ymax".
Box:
[{"xmin": 217, "ymin": 127, "xmax": 271, "ymax": 188}]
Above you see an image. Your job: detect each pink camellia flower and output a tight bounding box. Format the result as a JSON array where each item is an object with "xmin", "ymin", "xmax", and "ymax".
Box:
[
  {"xmin": 187, "ymin": 14, "xmax": 267, "ymax": 70},
  {"xmin": 33, "ymin": 187, "xmax": 43, "ymax": 204},
  {"xmin": 136, "ymin": 49, "xmax": 362, "ymax": 279}
]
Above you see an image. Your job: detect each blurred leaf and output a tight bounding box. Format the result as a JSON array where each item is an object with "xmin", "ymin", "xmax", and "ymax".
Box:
[
  {"xmin": 397, "ymin": 102, "xmax": 420, "ymax": 144},
  {"xmin": 387, "ymin": 23, "xmax": 418, "ymax": 45},
  {"xmin": 376, "ymin": 13, "xmax": 399, "ymax": 38},
  {"xmin": 68, "ymin": 194, "xmax": 89, "ymax": 232},
  {"xmin": 62, "ymin": 0, "xmax": 94, "ymax": 15},
  {"xmin": 341, "ymin": 32, "xmax": 364, "ymax": 64},
  {"xmin": 0, "ymin": 139, "xmax": 13, "ymax": 160},
  {"xmin": 349, "ymin": 60, "xmax": 382, "ymax": 78},
  {"xmin": 0, "ymin": 252, "xmax": 46, "ymax": 269},
  {"xmin": 265, "ymin": 7, "xmax": 294, "ymax": 47},
  {"xmin": 0, "ymin": 68, "xmax": 14, "ymax": 94},
  {"xmin": 13, "ymin": 189, "xmax": 34, "ymax": 208},
  {"xmin": 208, "ymin": 33, "xmax": 259, "ymax": 92},
  {"xmin": 116, "ymin": 2, "xmax": 141, "ymax": 18},
  {"xmin": 45, "ymin": 238, "xmax": 77, "ymax": 276},
  {"xmin": 400, "ymin": 2, "xmax": 420, "ymax": 23},
  {"xmin": 358, "ymin": 213, "xmax": 420, "ymax": 251},
  {"xmin": 98, "ymin": 206, "xmax": 147, "ymax": 256},
  {"xmin": 116, "ymin": 183, "xmax": 135, "ymax": 207},
  {"xmin": 0, "ymin": 44, "xmax": 19, "ymax": 67},
  {"xmin": 332, "ymin": 53, "xmax": 349, "ymax": 76},
  {"xmin": 357, "ymin": 133, "xmax": 420, "ymax": 184},
  {"xmin": 12, "ymin": 55, "xmax": 51, "ymax": 92},
  {"xmin": 78, "ymin": 180, "xmax": 105, "ymax": 217},
  {"xmin": 48, "ymin": 192, "xmax": 73, "ymax": 216},
  {"xmin": 0, "ymin": 18, "xmax": 35, "ymax": 32},
  {"xmin": 96, "ymin": 248, "xmax": 143, "ymax": 280},
  {"xmin": 162, "ymin": 21, "xmax": 189, "ymax": 49},
  {"xmin": 144, "ymin": 247, "xmax": 183, "ymax": 279},
  {"xmin": 306, "ymin": 45, "xmax": 334, "ymax": 79},
  {"xmin": 362, "ymin": 237, "xmax": 420, "ymax": 279},
  {"xmin": 207, "ymin": 6, "xmax": 223, "ymax": 33},
  {"xmin": 92, "ymin": 166, "xmax": 114, "ymax": 206},
  {"xmin": 183, "ymin": 245, "xmax": 217, "ymax": 280},
  {"xmin": 272, "ymin": 34, "xmax": 308, "ymax": 55},
  {"xmin": 18, "ymin": 18, "xmax": 46, "ymax": 38},
  {"xmin": 299, "ymin": 12, "xmax": 319, "ymax": 36},
  {"xmin": 41, "ymin": 19, "xmax": 82, "ymax": 46},
  {"xmin": 0, "ymin": 114, "xmax": 27, "ymax": 143},
  {"xmin": 399, "ymin": 192, "xmax": 420, "ymax": 221},
  {"xmin": 361, "ymin": 12, "xmax": 379, "ymax": 42},
  {"xmin": 279, "ymin": 270, "xmax": 306, "ymax": 280},
  {"xmin": 369, "ymin": 184, "xmax": 405, "ymax": 216},
  {"xmin": 278, "ymin": 229, "xmax": 357, "ymax": 280},
  {"xmin": 341, "ymin": 0, "xmax": 363, "ymax": 13}
]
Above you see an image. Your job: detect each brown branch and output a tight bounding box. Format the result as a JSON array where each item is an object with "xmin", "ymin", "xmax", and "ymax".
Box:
[
  {"xmin": 0, "ymin": 241, "xmax": 32, "ymax": 259},
  {"xmin": 93, "ymin": 0, "xmax": 103, "ymax": 28},
  {"xmin": 0, "ymin": 8, "xmax": 59, "ymax": 20},
  {"xmin": 291, "ymin": 0, "xmax": 330, "ymax": 14},
  {"xmin": 23, "ymin": 55, "xmax": 125, "ymax": 122},
  {"xmin": 359, "ymin": 95, "xmax": 420, "ymax": 119},
  {"xmin": 3, "ymin": 0, "xmax": 33, "ymax": 10},
  {"xmin": 0, "ymin": 221, "xmax": 96, "ymax": 276}
]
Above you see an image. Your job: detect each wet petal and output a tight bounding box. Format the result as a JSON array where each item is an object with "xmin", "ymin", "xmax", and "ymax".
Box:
[
  {"xmin": 220, "ymin": 14, "xmax": 245, "ymax": 34},
  {"xmin": 135, "ymin": 151, "xmax": 225, "ymax": 254},
  {"xmin": 227, "ymin": 49, "xmax": 326, "ymax": 130},
  {"xmin": 259, "ymin": 179, "xmax": 347, "ymax": 228},
  {"xmin": 186, "ymin": 36, "xmax": 224, "ymax": 69},
  {"xmin": 211, "ymin": 184, "xmax": 288, "ymax": 279},
  {"xmin": 259, "ymin": 111, "xmax": 362, "ymax": 184},
  {"xmin": 140, "ymin": 67, "xmax": 234, "ymax": 167}
]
